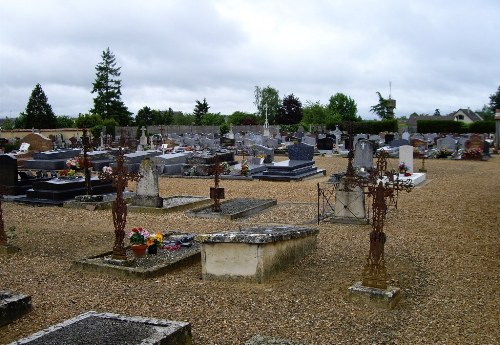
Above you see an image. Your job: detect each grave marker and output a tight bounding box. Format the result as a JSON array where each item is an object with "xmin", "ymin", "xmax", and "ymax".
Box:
[{"xmin": 99, "ymin": 148, "xmax": 142, "ymax": 260}]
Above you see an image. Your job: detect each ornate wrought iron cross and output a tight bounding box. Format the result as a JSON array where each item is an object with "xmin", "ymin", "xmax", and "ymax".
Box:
[
  {"xmin": 99, "ymin": 147, "xmax": 142, "ymax": 260},
  {"xmin": 362, "ymin": 177, "xmax": 414, "ymax": 289},
  {"xmin": 210, "ymin": 155, "xmax": 225, "ymax": 212},
  {"xmin": 82, "ymin": 128, "xmax": 93, "ymax": 195}
]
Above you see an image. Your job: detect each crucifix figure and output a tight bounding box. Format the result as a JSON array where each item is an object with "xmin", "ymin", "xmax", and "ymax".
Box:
[
  {"xmin": 99, "ymin": 148, "xmax": 142, "ymax": 260},
  {"xmin": 210, "ymin": 156, "xmax": 225, "ymax": 212},
  {"xmin": 82, "ymin": 128, "xmax": 93, "ymax": 195}
]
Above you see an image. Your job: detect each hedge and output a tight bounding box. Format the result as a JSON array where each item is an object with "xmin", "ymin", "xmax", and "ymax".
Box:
[{"xmin": 340, "ymin": 119, "xmax": 398, "ymax": 134}]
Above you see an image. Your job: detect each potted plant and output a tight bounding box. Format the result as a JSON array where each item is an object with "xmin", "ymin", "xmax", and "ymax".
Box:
[
  {"xmin": 146, "ymin": 232, "xmax": 163, "ymax": 254},
  {"xmin": 128, "ymin": 227, "xmax": 150, "ymax": 257}
]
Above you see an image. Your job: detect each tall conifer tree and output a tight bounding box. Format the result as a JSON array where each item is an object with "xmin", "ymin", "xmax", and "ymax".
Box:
[{"xmin": 90, "ymin": 48, "xmax": 132, "ymax": 125}]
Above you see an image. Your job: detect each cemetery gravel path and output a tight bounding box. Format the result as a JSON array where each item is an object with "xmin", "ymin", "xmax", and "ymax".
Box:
[{"xmin": 0, "ymin": 155, "xmax": 499, "ymax": 344}]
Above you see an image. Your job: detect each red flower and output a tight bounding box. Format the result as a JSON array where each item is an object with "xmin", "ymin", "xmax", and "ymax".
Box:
[{"xmin": 132, "ymin": 228, "xmax": 138, "ymax": 233}]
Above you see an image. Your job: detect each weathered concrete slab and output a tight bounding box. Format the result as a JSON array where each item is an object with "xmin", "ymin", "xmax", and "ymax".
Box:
[
  {"xmin": 128, "ymin": 196, "xmax": 211, "ymax": 214},
  {"xmin": 199, "ymin": 226, "xmax": 319, "ymax": 283},
  {"xmin": 186, "ymin": 198, "xmax": 277, "ymax": 220},
  {"xmin": 8, "ymin": 311, "xmax": 192, "ymax": 345},
  {"xmin": 72, "ymin": 244, "xmax": 200, "ymax": 279},
  {"xmin": 0, "ymin": 291, "xmax": 32, "ymax": 327},
  {"xmin": 348, "ymin": 281, "xmax": 401, "ymax": 309}
]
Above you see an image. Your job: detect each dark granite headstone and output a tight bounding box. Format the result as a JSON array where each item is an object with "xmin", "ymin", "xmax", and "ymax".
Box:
[
  {"xmin": 0, "ymin": 154, "xmax": 18, "ymax": 186},
  {"xmin": 389, "ymin": 139, "xmax": 410, "ymax": 147},
  {"xmin": 287, "ymin": 142, "xmax": 314, "ymax": 161},
  {"xmin": 384, "ymin": 134, "xmax": 395, "ymax": 145},
  {"xmin": 317, "ymin": 137, "xmax": 334, "ymax": 150}
]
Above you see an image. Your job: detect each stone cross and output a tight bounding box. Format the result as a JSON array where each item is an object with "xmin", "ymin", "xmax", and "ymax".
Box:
[
  {"xmin": 210, "ymin": 156, "xmax": 225, "ymax": 212},
  {"xmin": 99, "ymin": 147, "xmax": 142, "ymax": 260}
]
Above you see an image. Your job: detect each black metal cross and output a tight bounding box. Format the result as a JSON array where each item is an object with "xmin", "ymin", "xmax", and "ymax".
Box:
[
  {"xmin": 82, "ymin": 128, "xmax": 93, "ymax": 195},
  {"xmin": 99, "ymin": 147, "xmax": 142, "ymax": 260}
]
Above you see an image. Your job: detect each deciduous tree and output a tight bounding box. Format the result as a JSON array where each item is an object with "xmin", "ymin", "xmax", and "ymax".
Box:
[
  {"xmin": 277, "ymin": 93, "xmax": 303, "ymax": 125},
  {"xmin": 254, "ymin": 85, "xmax": 280, "ymax": 125}
]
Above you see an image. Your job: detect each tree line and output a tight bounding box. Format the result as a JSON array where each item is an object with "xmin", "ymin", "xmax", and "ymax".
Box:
[{"xmin": 3, "ymin": 48, "xmax": 499, "ymax": 136}]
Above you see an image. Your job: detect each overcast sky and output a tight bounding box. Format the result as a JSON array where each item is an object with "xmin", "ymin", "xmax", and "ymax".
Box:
[{"xmin": 1, "ymin": 0, "xmax": 498, "ymax": 120}]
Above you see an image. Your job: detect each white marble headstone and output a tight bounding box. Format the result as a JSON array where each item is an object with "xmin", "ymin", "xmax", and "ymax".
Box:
[{"xmin": 399, "ymin": 145, "xmax": 414, "ymax": 173}]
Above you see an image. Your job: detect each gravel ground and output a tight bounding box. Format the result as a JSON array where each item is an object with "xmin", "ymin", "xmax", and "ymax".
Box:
[{"xmin": 0, "ymin": 155, "xmax": 499, "ymax": 344}]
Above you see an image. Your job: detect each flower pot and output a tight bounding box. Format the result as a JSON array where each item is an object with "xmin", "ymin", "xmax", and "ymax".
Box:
[
  {"xmin": 131, "ymin": 244, "xmax": 148, "ymax": 258},
  {"xmin": 147, "ymin": 244, "xmax": 158, "ymax": 255}
]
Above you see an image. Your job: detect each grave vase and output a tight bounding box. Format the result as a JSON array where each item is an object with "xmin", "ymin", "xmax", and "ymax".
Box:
[
  {"xmin": 147, "ymin": 244, "xmax": 158, "ymax": 255},
  {"xmin": 131, "ymin": 244, "xmax": 147, "ymax": 258}
]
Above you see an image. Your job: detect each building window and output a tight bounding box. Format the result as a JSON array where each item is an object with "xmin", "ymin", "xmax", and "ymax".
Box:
[{"xmin": 456, "ymin": 115, "xmax": 464, "ymax": 121}]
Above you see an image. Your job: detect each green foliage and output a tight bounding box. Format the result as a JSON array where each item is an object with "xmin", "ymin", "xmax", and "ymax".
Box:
[
  {"xmin": 22, "ymin": 83, "xmax": 58, "ymax": 129},
  {"xmin": 14, "ymin": 113, "xmax": 27, "ymax": 129},
  {"xmin": 417, "ymin": 120, "xmax": 466, "ymax": 134},
  {"xmin": 348, "ymin": 119, "xmax": 398, "ymax": 134},
  {"xmin": 90, "ymin": 47, "xmax": 133, "ymax": 126},
  {"xmin": 1, "ymin": 139, "xmax": 20, "ymax": 153},
  {"xmin": 1, "ymin": 117, "xmax": 15, "ymax": 130},
  {"xmin": 227, "ymin": 111, "xmax": 259, "ymax": 125},
  {"xmin": 277, "ymin": 94, "xmax": 303, "ymax": 125},
  {"xmin": 193, "ymin": 98, "xmax": 210, "ymax": 126},
  {"xmin": 301, "ymin": 101, "xmax": 326, "ymax": 125},
  {"xmin": 171, "ymin": 113, "xmax": 194, "ymax": 125},
  {"xmin": 56, "ymin": 115, "xmax": 75, "ymax": 128},
  {"xmin": 468, "ymin": 121, "xmax": 495, "ymax": 133},
  {"xmin": 279, "ymin": 124, "xmax": 300, "ymax": 133},
  {"xmin": 220, "ymin": 123, "xmax": 229, "ymax": 135},
  {"xmin": 201, "ymin": 113, "xmax": 226, "ymax": 126},
  {"xmin": 370, "ymin": 92, "xmax": 396, "ymax": 119},
  {"xmin": 489, "ymin": 85, "xmax": 500, "ymax": 112},
  {"xmin": 135, "ymin": 106, "xmax": 153, "ymax": 127},
  {"xmin": 102, "ymin": 118, "xmax": 118, "ymax": 135},
  {"xmin": 327, "ymin": 93, "xmax": 359, "ymax": 122},
  {"xmin": 477, "ymin": 104, "xmax": 494, "ymax": 121},
  {"xmin": 254, "ymin": 85, "xmax": 280, "ymax": 125},
  {"xmin": 75, "ymin": 113, "xmax": 103, "ymax": 129}
]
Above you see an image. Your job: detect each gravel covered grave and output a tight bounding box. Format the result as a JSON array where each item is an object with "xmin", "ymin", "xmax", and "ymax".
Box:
[{"xmin": 0, "ymin": 155, "xmax": 499, "ymax": 344}]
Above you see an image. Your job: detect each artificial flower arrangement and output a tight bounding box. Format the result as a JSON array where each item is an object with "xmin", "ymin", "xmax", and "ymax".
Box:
[
  {"xmin": 461, "ymin": 148, "xmax": 482, "ymax": 160},
  {"xmin": 66, "ymin": 156, "xmax": 92, "ymax": 171},
  {"xmin": 58, "ymin": 169, "xmax": 77, "ymax": 178},
  {"xmin": 220, "ymin": 161, "xmax": 231, "ymax": 175},
  {"xmin": 66, "ymin": 157, "xmax": 80, "ymax": 170},
  {"xmin": 102, "ymin": 166, "xmax": 113, "ymax": 174},
  {"xmin": 398, "ymin": 162, "xmax": 411, "ymax": 176},
  {"xmin": 240, "ymin": 159, "xmax": 250, "ymax": 176},
  {"xmin": 129, "ymin": 227, "xmax": 164, "ymax": 247},
  {"xmin": 129, "ymin": 227, "xmax": 150, "ymax": 245},
  {"xmin": 147, "ymin": 232, "xmax": 164, "ymax": 247}
]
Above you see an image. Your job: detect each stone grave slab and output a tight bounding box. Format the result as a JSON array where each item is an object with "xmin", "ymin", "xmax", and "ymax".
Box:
[
  {"xmin": 0, "ymin": 291, "xmax": 32, "ymax": 327},
  {"xmin": 129, "ymin": 195, "xmax": 212, "ymax": 214},
  {"xmin": 348, "ymin": 281, "xmax": 401, "ymax": 309},
  {"xmin": 198, "ymin": 225, "xmax": 319, "ymax": 283},
  {"xmin": 18, "ymin": 177, "xmax": 114, "ymax": 206},
  {"xmin": 72, "ymin": 233, "xmax": 200, "ymax": 279},
  {"xmin": 186, "ymin": 198, "xmax": 277, "ymax": 220},
  {"xmin": 253, "ymin": 160, "xmax": 325, "ymax": 181},
  {"xmin": 245, "ymin": 335, "xmax": 314, "ymax": 345},
  {"xmin": 9, "ymin": 311, "xmax": 192, "ymax": 345}
]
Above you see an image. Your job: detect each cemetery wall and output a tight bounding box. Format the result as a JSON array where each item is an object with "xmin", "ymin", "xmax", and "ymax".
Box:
[{"xmin": 1, "ymin": 128, "xmax": 82, "ymax": 141}]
